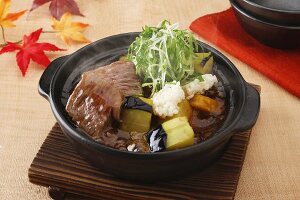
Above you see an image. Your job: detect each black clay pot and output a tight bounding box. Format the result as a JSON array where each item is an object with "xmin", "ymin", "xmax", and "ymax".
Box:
[
  {"xmin": 39, "ymin": 32, "xmax": 260, "ymax": 182},
  {"xmin": 236, "ymin": 0, "xmax": 300, "ymax": 26},
  {"xmin": 231, "ymin": 0, "xmax": 300, "ymax": 49}
]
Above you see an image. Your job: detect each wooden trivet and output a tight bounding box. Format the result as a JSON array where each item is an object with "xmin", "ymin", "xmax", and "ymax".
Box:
[{"xmin": 29, "ymin": 85, "xmax": 260, "ymax": 200}]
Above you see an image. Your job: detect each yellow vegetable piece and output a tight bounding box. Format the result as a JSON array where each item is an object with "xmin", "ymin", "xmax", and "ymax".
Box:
[
  {"xmin": 173, "ymin": 99, "xmax": 192, "ymax": 119},
  {"xmin": 161, "ymin": 99, "xmax": 192, "ymax": 123},
  {"xmin": 190, "ymin": 94, "xmax": 219, "ymax": 113},
  {"xmin": 162, "ymin": 117, "xmax": 194, "ymax": 150},
  {"xmin": 194, "ymin": 53, "xmax": 213, "ymax": 74},
  {"xmin": 120, "ymin": 109, "xmax": 152, "ymax": 133}
]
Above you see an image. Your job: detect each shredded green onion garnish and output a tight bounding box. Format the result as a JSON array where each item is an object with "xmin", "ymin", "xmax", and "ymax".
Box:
[{"xmin": 127, "ymin": 20, "xmax": 201, "ymax": 96}]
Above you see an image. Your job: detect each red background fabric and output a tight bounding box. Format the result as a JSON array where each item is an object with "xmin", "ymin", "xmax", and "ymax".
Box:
[{"xmin": 190, "ymin": 8, "xmax": 300, "ymax": 98}]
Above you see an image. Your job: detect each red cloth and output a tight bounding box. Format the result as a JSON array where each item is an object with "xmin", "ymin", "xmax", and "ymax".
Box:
[{"xmin": 190, "ymin": 8, "xmax": 300, "ymax": 98}]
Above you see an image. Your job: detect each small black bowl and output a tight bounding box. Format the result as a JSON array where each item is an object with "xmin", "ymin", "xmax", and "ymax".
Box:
[
  {"xmin": 236, "ymin": 0, "xmax": 300, "ymax": 25},
  {"xmin": 231, "ymin": 0, "xmax": 300, "ymax": 49},
  {"xmin": 38, "ymin": 32, "xmax": 260, "ymax": 182}
]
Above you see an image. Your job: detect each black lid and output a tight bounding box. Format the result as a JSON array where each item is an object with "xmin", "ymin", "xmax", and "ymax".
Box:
[{"xmin": 247, "ymin": 0, "xmax": 300, "ymax": 12}]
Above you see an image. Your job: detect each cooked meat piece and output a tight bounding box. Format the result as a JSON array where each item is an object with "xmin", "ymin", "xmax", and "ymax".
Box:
[
  {"xmin": 66, "ymin": 81, "xmax": 123, "ymax": 137},
  {"xmin": 94, "ymin": 129, "xmax": 129, "ymax": 151},
  {"xmin": 66, "ymin": 61, "xmax": 142, "ymax": 137},
  {"xmin": 93, "ymin": 129, "xmax": 150, "ymax": 152},
  {"xmin": 130, "ymin": 132, "xmax": 150, "ymax": 152},
  {"xmin": 82, "ymin": 61, "xmax": 142, "ymax": 98}
]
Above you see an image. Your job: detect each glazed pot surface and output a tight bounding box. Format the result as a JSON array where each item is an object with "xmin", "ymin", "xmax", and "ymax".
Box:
[{"xmin": 232, "ymin": 0, "xmax": 300, "ymax": 49}]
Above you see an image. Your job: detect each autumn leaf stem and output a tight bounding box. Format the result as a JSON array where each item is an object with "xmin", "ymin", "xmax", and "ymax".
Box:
[
  {"xmin": 1, "ymin": 25, "xmax": 7, "ymax": 45},
  {"xmin": 42, "ymin": 31, "xmax": 58, "ymax": 34},
  {"xmin": 0, "ymin": 40, "xmax": 22, "ymax": 47}
]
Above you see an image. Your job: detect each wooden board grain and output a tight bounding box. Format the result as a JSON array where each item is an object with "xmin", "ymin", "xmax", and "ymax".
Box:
[{"xmin": 28, "ymin": 85, "xmax": 260, "ymax": 200}]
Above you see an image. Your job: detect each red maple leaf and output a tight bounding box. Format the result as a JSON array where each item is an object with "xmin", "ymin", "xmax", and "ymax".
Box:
[
  {"xmin": 30, "ymin": 0, "xmax": 84, "ymax": 19},
  {"xmin": 0, "ymin": 28, "xmax": 65, "ymax": 76}
]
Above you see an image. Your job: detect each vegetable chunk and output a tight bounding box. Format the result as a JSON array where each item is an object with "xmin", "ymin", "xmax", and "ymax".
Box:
[
  {"xmin": 120, "ymin": 109, "xmax": 152, "ymax": 133},
  {"xmin": 194, "ymin": 53, "xmax": 213, "ymax": 74},
  {"xmin": 162, "ymin": 117, "xmax": 195, "ymax": 150},
  {"xmin": 162, "ymin": 99, "xmax": 192, "ymax": 122},
  {"xmin": 120, "ymin": 96, "xmax": 152, "ymax": 133},
  {"xmin": 189, "ymin": 94, "xmax": 219, "ymax": 113}
]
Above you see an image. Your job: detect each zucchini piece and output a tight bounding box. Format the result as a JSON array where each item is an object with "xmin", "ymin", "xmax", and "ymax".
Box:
[
  {"xmin": 120, "ymin": 96, "xmax": 152, "ymax": 133},
  {"xmin": 194, "ymin": 53, "xmax": 213, "ymax": 74},
  {"xmin": 120, "ymin": 109, "xmax": 152, "ymax": 133},
  {"xmin": 162, "ymin": 117, "xmax": 194, "ymax": 150},
  {"xmin": 146, "ymin": 117, "xmax": 195, "ymax": 152}
]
